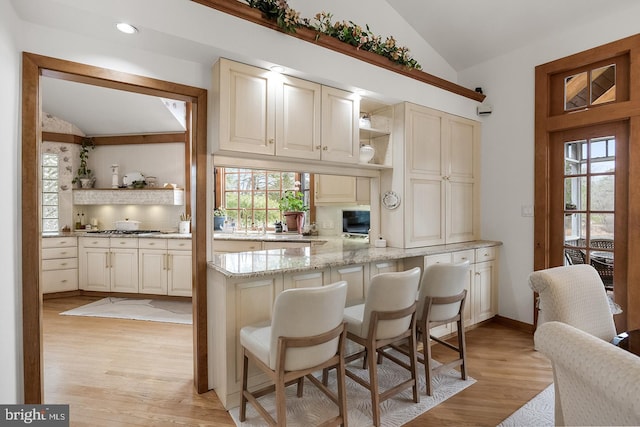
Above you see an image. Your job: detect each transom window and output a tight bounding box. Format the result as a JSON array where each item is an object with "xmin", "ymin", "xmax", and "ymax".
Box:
[
  {"xmin": 564, "ymin": 64, "xmax": 616, "ymax": 111},
  {"xmin": 42, "ymin": 153, "xmax": 59, "ymax": 232},
  {"xmin": 216, "ymin": 168, "xmax": 309, "ymax": 230}
]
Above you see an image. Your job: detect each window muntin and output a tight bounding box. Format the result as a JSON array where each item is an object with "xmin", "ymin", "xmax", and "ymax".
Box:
[{"xmin": 564, "ymin": 64, "xmax": 616, "ymax": 111}]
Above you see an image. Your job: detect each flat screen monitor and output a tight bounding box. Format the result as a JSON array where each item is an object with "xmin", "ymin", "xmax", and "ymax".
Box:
[{"xmin": 342, "ymin": 210, "xmax": 370, "ymax": 236}]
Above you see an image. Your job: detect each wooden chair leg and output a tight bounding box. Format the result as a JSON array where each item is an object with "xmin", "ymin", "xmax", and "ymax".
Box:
[
  {"xmin": 239, "ymin": 352, "xmax": 249, "ymax": 421},
  {"xmin": 296, "ymin": 376, "xmax": 304, "ymax": 398},
  {"xmin": 424, "ymin": 331, "xmax": 433, "ymax": 396},
  {"xmin": 458, "ymin": 320, "xmax": 467, "ymax": 380},
  {"xmin": 367, "ymin": 344, "xmax": 381, "ymax": 427},
  {"xmin": 336, "ymin": 357, "xmax": 348, "ymax": 427},
  {"xmin": 275, "ymin": 376, "xmax": 287, "ymax": 427},
  {"xmin": 409, "ymin": 331, "xmax": 420, "ymax": 403}
]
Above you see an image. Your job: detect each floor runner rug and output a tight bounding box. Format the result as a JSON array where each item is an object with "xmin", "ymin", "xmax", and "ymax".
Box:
[
  {"xmin": 60, "ymin": 297, "xmax": 192, "ymax": 324},
  {"xmin": 497, "ymin": 384, "xmax": 554, "ymax": 427},
  {"xmin": 229, "ymin": 352, "xmax": 475, "ymax": 426}
]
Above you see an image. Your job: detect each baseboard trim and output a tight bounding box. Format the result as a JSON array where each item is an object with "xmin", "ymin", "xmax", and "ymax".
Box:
[
  {"xmin": 492, "ymin": 315, "xmax": 535, "ymax": 334},
  {"xmin": 43, "ymin": 290, "xmax": 191, "ymax": 302}
]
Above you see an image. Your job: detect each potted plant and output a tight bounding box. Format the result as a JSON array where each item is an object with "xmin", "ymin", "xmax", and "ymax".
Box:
[
  {"xmin": 213, "ymin": 206, "xmax": 227, "ymax": 231},
  {"xmin": 72, "ymin": 137, "xmax": 95, "ymax": 188},
  {"xmin": 278, "ymin": 190, "xmax": 308, "ymax": 233}
]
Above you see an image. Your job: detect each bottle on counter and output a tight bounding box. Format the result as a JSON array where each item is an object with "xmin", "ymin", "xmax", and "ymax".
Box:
[{"xmin": 75, "ymin": 213, "xmax": 81, "ymax": 230}]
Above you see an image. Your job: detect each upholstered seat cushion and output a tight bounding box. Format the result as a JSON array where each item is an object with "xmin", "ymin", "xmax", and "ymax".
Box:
[{"xmin": 240, "ymin": 321, "xmax": 271, "ymax": 367}]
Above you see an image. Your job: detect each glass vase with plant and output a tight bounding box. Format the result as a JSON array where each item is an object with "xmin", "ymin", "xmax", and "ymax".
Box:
[{"xmin": 72, "ymin": 137, "xmax": 95, "ymax": 188}]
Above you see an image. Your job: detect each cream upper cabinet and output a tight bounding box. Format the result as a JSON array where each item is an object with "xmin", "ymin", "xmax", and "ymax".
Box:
[
  {"xmin": 213, "ymin": 58, "xmax": 358, "ymax": 164},
  {"xmin": 315, "ymin": 175, "xmax": 370, "ymax": 205},
  {"xmin": 320, "ymin": 86, "xmax": 359, "ymax": 164},
  {"xmin": 384, "ymin": 103, "xmax": 480, "ymax": 248},
  {"xmin": 215, "ymin": 58, "xmax": 275, "ymax": 155}
]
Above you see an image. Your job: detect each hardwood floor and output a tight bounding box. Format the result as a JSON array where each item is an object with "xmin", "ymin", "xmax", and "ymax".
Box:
[{"xmin": 43, "ymin": 296, "xmax": 552, "ymax": 426}]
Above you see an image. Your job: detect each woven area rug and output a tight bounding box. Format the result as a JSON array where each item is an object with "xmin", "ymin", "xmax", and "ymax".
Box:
[
  {"xmin": 229, "ymin": 351, "xmax": 475, "ymax": 426},
  {"xmin": 60, "ymin": 297, "xmax": 192, "ymax": 324},
  {"xmin": 497, "ymin": 384, "xmax": 554, "ymax": 427}
]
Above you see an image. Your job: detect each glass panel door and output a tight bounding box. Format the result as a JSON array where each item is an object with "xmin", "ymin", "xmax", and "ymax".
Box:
[{"xmin": 552, "ymin": 122, "xmax": 627, "ymax": 294}]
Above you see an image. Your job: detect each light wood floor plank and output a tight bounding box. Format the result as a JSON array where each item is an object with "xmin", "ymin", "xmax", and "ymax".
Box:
[{"xmin": 43, "ymin": 296, "xmax": 552, "ymax": 426}]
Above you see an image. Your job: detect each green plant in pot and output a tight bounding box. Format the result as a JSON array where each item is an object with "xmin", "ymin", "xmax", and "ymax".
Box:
[
  {"xmin": 72, "ymin": 137, "xmax": 95, "ymax": 188},
  {"xmin": 278, "ymin": 190, "xmax": 308, "ymax": 233}
]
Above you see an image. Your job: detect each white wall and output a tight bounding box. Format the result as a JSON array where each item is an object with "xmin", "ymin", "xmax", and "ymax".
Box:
[
  {"xmin": 459, "ymin": 6, "xmax": 640, "ymax": 324},
  {"xmin": 0, "ymin": 0, "xmax": 23, "ymax": 404}
]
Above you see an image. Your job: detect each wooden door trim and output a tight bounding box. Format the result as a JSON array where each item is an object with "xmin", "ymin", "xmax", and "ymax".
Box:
[
  {"xmin": 21, "ymin": 52, "xmax": 208, "ymax": 402},
  {"xmin": 534, "ymin": 33, "xmax": 640, "ymax": 331}
]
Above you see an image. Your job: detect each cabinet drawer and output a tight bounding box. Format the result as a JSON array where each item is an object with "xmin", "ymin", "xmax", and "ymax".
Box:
[
  {"xmin": 42, "ymin": 247, "xmax": 78, "ymax": 260},
  {"xmin": 42, "ymin": 268, "xmax": 78, "ymax": 293},
  {"xmin": 168, "ymin": 239, "xmax": 191, "ymax": 250},
  {"xmin": 110, "ymin": 237, "xmax": 139, "ymax": 248},
  {"xmin": 213, "ymin": 240, "xmax": 261, "ymax": 253},
  {"xmin": 42, "ymin": 237, "xmax": 77, "ymax": 248},
  {"xmin": 139, "ymin": 238, "xmax": 168, "ymax": 250},
  {"xmin": 424, "ymin": 253, "xmax": 453, "ymax": 266},
  {"xmin": 476, "ymin": 246, "xmax": 496, "ymax": 262},
  {"xmin": 80, "ymin": 237, "xmax": 110, "ymax": 248},
  {"xmin": 452, "ymin": 250, "xmax": 475, "ymax": 264},
  {"xmin": 43, "ymin": 258, "xmax": 78, "ymax": 271}
]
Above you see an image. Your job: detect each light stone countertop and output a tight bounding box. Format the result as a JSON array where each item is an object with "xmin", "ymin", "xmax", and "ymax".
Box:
[
  {"xmin": 213, "ymin": 231, "xmax": 346, "ymax": 243},
  {"xmin": 208, "ymin": 239, "xmax": 502, "ymax": 278},
  {"xmin": 42, "ymin": 231, "xmax": 192, "ymax": 239}
]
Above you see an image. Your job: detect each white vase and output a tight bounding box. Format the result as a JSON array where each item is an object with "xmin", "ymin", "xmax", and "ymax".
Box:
[
  {"xmin": 359, "ymin": 144, "xmax": 375, "ymax": 163},
  {"xmin": 179, "ymin": 221, "xmax": 191, "ymax": 234}
]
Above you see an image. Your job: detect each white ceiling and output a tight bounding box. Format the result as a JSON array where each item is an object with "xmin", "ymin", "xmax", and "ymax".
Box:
[
  {"xmin": 387, "ymin": 0, "xmax": 640, "ymax": 71},
  {"xmin": 41, "ymin": 78, "xmax": 186, "ymax": 136},
  {"xmin": 16, "ymin": 0, "xmax": 640, "ymax": 134}
]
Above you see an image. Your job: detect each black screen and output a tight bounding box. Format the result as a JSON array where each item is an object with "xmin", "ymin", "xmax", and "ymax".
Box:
[{"xmin": 342, "ymin": 210, "xmax": 370, "ymax": 235}]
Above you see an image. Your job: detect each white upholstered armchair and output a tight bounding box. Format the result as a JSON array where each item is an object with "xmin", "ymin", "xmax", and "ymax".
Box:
[
  {"xmin": 535, "ymin": 321, "xmax": 640, "ymax": 426},
  {"xmin": 528, "ymin": 264, "xmax": 616, "ymax": 342}
]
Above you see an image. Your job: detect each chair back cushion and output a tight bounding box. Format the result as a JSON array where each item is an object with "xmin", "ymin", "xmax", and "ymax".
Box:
[
  {"xmin": 535, "ymin": 321, "xmax": 640, "ymax": 426},
  {"xmin": 363, "ymin": 267, "xmax": 421, "ymax": 340},
  {"xmin": 528, "ymin": 264, "xmax": 616, "ymax": 341},
  {"xmin": 416, "ymin": 261, "xmax": 470, "ymax": 322},
  {"xmin": 270, "ymin": 281, "xmax": 348, "ymax": 371}
]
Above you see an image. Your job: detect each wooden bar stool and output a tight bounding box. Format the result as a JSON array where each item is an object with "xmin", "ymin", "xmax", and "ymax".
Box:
[{"xmin": 239, "ymin": 281, "xmax": 349, "ymax": 427}]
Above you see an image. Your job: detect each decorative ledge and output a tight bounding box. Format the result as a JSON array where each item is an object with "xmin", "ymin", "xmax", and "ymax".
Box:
[
  {"xmin": 73, "ymin": 188, "xmax": 185, "ymax": 205},
  {"xmin": 191, "ymin": 0, "xmax": 485, "ymax": 103}
]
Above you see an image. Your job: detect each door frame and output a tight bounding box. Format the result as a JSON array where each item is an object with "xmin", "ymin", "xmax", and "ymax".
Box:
[
  {"xmin": 21, "ymin": 52, "xmax": 209, "ymax": 402},
  {"xmin": 534, "ymin": 33, "xmax": 640, "ymax": 331}
]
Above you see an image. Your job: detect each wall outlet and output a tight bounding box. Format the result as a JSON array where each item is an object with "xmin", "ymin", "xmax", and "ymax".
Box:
[
  {"xmin": 521, "ymin": 204, "xmax": 534, "ymax": 217},
  {"xmin": 321, "ymin": 221, "xmax": 333, "ymax": 229}
]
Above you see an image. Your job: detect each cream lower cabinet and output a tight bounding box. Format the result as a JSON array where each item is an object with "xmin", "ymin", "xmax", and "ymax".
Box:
[
  {"xmin": 139, "ymin": 238, "xmax": 192, "ymax": 297},
  {"xmin": 42, "ymin": 237, "xmax": 78, "ymax": 293},
  {"xmin": 404, "ymin": 246, "xmax": 498, "ymax": 334},
  {"xmin": 214, "ymin": 240, "xmax": 309, "ymax": 253},
  {"xmin": 79, "ymin": 237, "xmax": 138, "ymax": 293},
  {"xmin": 331, "ymin": 263, "xmax": 369, "ymax": 306}
]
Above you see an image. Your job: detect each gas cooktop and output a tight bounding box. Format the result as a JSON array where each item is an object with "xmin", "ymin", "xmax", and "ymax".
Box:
[{"xmin": 86, "ymin": 229, "xmax": 161, "ymax": 235}]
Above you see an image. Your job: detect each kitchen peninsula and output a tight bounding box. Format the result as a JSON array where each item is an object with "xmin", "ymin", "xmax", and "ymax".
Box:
[{"xmin": 207, "ymin": 238, "xmax": 501, "ymax": 408}]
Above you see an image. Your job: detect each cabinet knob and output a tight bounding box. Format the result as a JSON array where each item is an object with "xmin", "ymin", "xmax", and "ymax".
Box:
[
  {"xmin": 268, "ymin": 138, "xmax": 274, "ymax": 144},
  {"xmin": 322, "ymin": 146, "xmax": 328, "ymax": 151},
  {"xmin": 315, "ymin": 145, "xmax": 321, "ymax": 150}
]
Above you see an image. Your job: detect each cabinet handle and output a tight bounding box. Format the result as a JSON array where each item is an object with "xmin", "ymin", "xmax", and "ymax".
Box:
[
  {"xmin": 315, "ymin": 145, "xmax": 321, "ymax": 150},
  {"xmin": 105, "ymin": 253, "xmax": 110, "ymax": 269},
  {"xmin": 163, "ymin": 254, "xmax": 167, "ymax": 270},
  {"xmin": 268, "ymin": 138, "xmax": 274, "ymax": 144},
  {"xmin": 61, "ymin": 279, "xmax": 67, "ymax": 283},
  {"xmin": 60, "ymin": 251, "xmax": 67, "ymax": 255},
  {"xmin": 60, "ymin": 262, "xmax": 67, "ymax": 266},
  {"xmin": 322, "ymin": 146, "xmax": 328, "ymax": 151}
]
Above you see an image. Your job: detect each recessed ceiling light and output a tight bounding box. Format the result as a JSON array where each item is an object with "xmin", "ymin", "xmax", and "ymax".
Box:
[
  {"xmin": 116, "ymin": 23, "xmax": 138, "ymax": 34},
  {"xmin": 270, "ymin": 65, "xmax": 285, "ymax": 73}
]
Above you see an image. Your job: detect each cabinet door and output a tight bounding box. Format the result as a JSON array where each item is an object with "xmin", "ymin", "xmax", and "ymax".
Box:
[
  {"xmin": 42, "ymin": 269, "xmax": 78, "ymax": 293},
  {"xmin": 110, "ymin": 248, "xmax": 139, "ymax": 293},
  {"xmin": 315, "ymin": 174, "xmax": 356, "ymax": 204},
  {"xmin": 217, "ymin": 59, "xmax": 275, "ymax": 155},
  {"xmin": 474, "ymin": 261, "xmax": 497, "ymax": 323},
  {"xmin": 276, "ymin": 75, "xmax": 321, "ymax": 160},
  {"xmin": 321, "ymin": 86, "xmax": 359, "ymax": 163},
  {"xmin": 331, "ymin": 264, "xmax": 368, "ymax": 306},
  {"xmin": 79, "ymin": 247, "xmax": 110, "ymax": 291},
  {"xmin": 283, "ymin": 268, "xmax": 329, "ymax": 290},
  {"xmin": 139, "ymin": 249, "xmax": 168, "ymax": 295},
  {"xmin": 356, "ymin": 177, "xmax": 371, "ymax": 205},
  {"xmin": 168, "ymin": 250, "xmax": 192, "ymax": 296},
  {"xmin": 444, "ymin": 116, "xmax": 479, "ymax": 243},
  {"xmin": 406, "ymin": 176, "xmax": 446, "ymax": 247}
]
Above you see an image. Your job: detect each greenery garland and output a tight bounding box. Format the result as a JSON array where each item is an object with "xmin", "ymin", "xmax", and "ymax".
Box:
[{"xmin": 246, "ymin": 0, "xmax": 422, "ymax": 70}]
